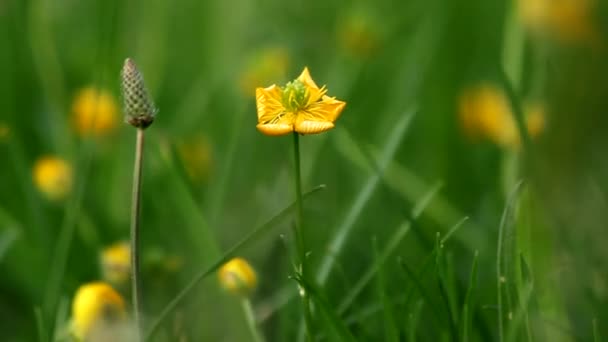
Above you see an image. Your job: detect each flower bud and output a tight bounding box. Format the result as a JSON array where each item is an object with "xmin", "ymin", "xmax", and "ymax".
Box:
[
  {"xmin": 218, "ymin": 258, "xmax": 257, "ymax": 297},
  {"xmin": 100, "ymin": 241, "xmax": 131, "ymax": 285},
  {"xmin": 71, "ymin": 282, "xmax": 127, "ymax": 340},
  {"xmin": 121, "ymin": 58, "xmax": 156, "ymax": 129}
]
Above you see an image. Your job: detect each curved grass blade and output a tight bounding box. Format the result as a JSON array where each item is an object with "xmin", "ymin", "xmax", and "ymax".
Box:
[
  {"xmin": 318, "ymin": 108, "xmax": 416, "ymax": 285},
  {"xmin": 145, "ymin": 184, "xmax": 326, "ymax": 340}
]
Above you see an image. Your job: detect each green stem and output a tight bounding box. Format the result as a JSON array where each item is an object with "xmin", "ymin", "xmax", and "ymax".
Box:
[
  {"xmin": 292, "ymin": 132, "xmax": 314, "ymax": 341},
  {"xmin": 130, "ymin": 128, "xmax": 145, "ymax": 341},
  {"xmin": 242, "ymin": 299, "xmax": 265, "ymax": 342}
]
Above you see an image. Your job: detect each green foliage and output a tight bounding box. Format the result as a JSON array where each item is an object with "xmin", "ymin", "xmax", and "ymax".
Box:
[{"xmin": 1, "ymin": 0, "xmax": 608, "ymax": 341}]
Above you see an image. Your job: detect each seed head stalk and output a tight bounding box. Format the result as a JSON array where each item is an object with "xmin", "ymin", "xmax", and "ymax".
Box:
[
  {"xmin": 121, "ymin": 58, "xmax": 156, "ymax": 342},
  {"xmin": 130, "ymin": 127, "xmax": 145, "ymax": 341},
  {"xmin": 292, "ymin": 132, "xmax": 314, "ymax": 341}
]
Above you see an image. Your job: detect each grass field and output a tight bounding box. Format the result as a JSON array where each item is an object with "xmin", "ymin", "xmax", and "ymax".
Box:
[{"xmin": 1, "ymin": 0, "xmax": 608, "ymax": 341}]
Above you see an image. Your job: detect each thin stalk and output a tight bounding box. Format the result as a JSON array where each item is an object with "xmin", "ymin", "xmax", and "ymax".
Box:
[
  {"xmin": 242, "ymin": 299, "xmax": 264, "ymax": 342},
  {"xmin": 130, "ymin": 128, "xmax": 145, "ymax": 341},
  {"xmin": 292, "ymin": 132, "xmax": 314, "ymax": 341}
]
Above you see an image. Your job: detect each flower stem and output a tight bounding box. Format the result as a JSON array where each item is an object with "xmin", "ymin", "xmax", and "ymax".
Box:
[
  {"xmin": 292, "ymin": 132, "xmax": 314, "ymax": 341},
  {"xmin": 242, "ymin": 299, "xmax": 265, "ymax": 342},
  {"xmin": 130, "ymin": 127, "xmax": 145, "ymax": 341}
]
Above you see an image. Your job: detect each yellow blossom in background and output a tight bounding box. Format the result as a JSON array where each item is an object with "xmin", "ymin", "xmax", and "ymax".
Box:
[
  {"xmin": 71, "ymin": 87, "xmax": 119, "ymax": 137},
  {"xmin": 218, "ymin": 258, "xmax": 257, "ymax": 297},
  {"xmin": 524, "ymin": 103, "xmax": 546, "ymax": 139},
  {"xmin": 458, "ymin": 84, "xmax": 546, "ymax": 148},
  {"xmin": 240, "ymin": 47, "xmax": 289, "ymax": 97},
  {"xmin": 338, "ymin": 12, "xmax": 380, "ymax": 58},
  {"xmin": 100, "ymin": 241, "xmax": 131, "ymax": 285},
  {"xmin": 518, "ymin": 0, "xmax": 599, "ymax": 45},
  {"xmin": 33, "ymin": 156, "xmax": 73, "ymax": 201},
  {"xmin": 177, "ymin": 135, "xmax": 214, "ymax": 183},
  {"xmin": 256, "ymin": 67, "xmax": 346, "ymax": 136},
  {"xmin": 0, "ymin": 122, "xmax": 9, "ymax": 142},
  {"xmin": 70, "ymin": 282, "xmax": 127, "ymax": 340}
]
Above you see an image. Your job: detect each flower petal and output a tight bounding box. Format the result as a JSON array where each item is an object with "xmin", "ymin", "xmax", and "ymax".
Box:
[
  {"xmin": 297, "ymin": 67, "xmax": 319, "ymax": 90},
  {"xmin": 256, "ymin": 123, "xmax": 293, "ymax": 136},
  {"xmin": 307, "ymin": 96, "xmax": 347, "ymax": 122},
  {"xmin": 294, "ymin": 120, "xmax": 335, "ymax": 134},
  {"xmin": 256, "ymin": 85, "xmax": 284, "ymax": 122}
]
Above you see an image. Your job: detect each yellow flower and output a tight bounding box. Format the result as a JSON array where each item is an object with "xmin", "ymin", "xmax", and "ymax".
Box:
[
  {"xmin": 518, "ymin": 0, "xmax": 598, "ymax": 45},
  {"xmin": 71, "ymin": 87, "xmax": 119, "ymax": 137},
  {"xmin": 218, "ymin": 258, "xmax": 257, "ymax": 297},
  {"xmin": 256, "ymin": 67, "xmax": 346, "ymax": 136},
  {"xmin": 100, "ymin": 242, "xmax": 131, "ymax": 285},
  {"xmin": 0, "ymin": 122, "xmax": 9, "ymax": 142},
  {"xmin": 33, "ymin": 156, "xmax": 73, "ymax": 201},
  {"xmin": 458, "ymin": 84, "xmax": 546, "ymax": 148},
  {"xmin": 71, "ymin": 282, "xmax": 127, "ymax": 340},
  {"xmin": 177, "ymin": 135, "xmax": 214, "ymax": 184},
  {"xmin": 240, "ymin": 47, "xmax": 290, "ymax": 97},
  {"xmin": 524, "ymin": 103, "xmax": 546, "ymax": 139},
  {"xmin": 338, "ymin": 13, "xmax": 380, "ymax": 58}
]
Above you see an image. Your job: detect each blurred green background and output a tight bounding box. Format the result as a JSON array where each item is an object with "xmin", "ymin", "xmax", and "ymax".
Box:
[{"xmin": 1, "ymin": 0, "xmax": 608, "ymax": 340}]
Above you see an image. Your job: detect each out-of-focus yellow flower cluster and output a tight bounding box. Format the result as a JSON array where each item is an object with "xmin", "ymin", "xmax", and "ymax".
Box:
[
  {"xmin": 71, "ymin": 87, "xmax": 119, "ymax": 137},
  {"xmin": 177, "ymin": 135, "xmax": 214, "ymax": 184},
  {"xmin": 70, "ymin": 282, "xmax": 128, "ymax": 341},
  {"xmin": 518, "ymin": 0, "xmax": 599, "ymax": 45},
  {"xmin": 218, "ymin": 257, "xmax": 257, "ymax": 297},
  {"xmin": 32, "ymin": 156, "xmax": 73, "ymax": 201},
  {"xmin": 338, "ymin": 13, "xmax": 381, "ymax": 58},
  {"xmin": 100, "ymin": 241, "xmax": 131, "ymax": 285},
  {"xmin": 458, "ymin": 84, "xmax": 546, "ymax": 148},
  {"xmin": 0, "ymin": 122, "xmax": 9, "ymax": 142},
  {"xmin": 240, "ymin": 47, "xmax": 290, "ymax": 97}
]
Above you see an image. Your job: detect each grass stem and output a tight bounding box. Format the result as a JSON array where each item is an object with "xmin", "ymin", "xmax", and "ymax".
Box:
[
  {"xmin": 292, "ymin": 132, "xmax": 314, "ymax": 341},
  {"xmin": 130, "ymin": 127, "xmax": 145, "ymax": 341},
  {"xmin": 242, "ymin": 299, "xmax": 264, "ymax": 342}
]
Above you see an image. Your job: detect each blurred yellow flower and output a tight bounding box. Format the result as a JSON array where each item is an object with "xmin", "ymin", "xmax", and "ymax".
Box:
[
  {"xmin": 338, "ymin": 13, "xmax": 380, "ymax": 58},
  {"xmin": 177, "ymin": 135, "xmax": 214, "ymax": 183},
  {"xmin": 458, "ymin": 84, "xmax": 546, "ymax": 148},
  {"xmin": 71, "ymin": 87, "xmax": 119, "ymax": 137},
  {"xmin": 218, "ymin": 258, "xmax": 257, "ymax": 297},
  {"xmin": 71, "ymin": 282, "xmax": 127, "ymax": 340},
  {"xmin": 33, "ymin": 156, "xmax": 73, "ymax": 201},
  {"xmin": 240, "ymin": 47, "xmax": 290, "ymax": 97},
  {"xmin": 0, "ymin": 122, "xmax": 9, "ymax": 142},
  {"xmin": 518, "ymin": 0, "xmax": 598, "ymax": 45},
  {"xmin": 100, "ymin": 241, "xmax": 131, "ymax": 285},
  {"xmin": 524, "ymin": 103, "xmax": 546, "ymax": 139},
  {"xmin": 256, "ymin": 67, "xmax": 346, "ymax": 136}
]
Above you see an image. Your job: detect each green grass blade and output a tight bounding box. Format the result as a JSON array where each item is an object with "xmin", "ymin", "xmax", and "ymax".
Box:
[
  {"xmin": 373, "ymin": 237, "xmax": 399, "ymax": 342},
  {"xmin": 292, "ymin": 274, "xmax": 357, "ymax": 342},
  {"xmin": 34, "ymin": 307, "xmax": 47, "ymax": 342},
  {"xmin": 337, "ymin": 220, "xmax": 411, "ymax": 315},
  {"xmin": 318, "ymin": 108, "xmax": 416, "ymax": 285},
  {"xmin": 336, "ymin": 180, "xmax": 443, "ymax": 316},
  {"xmin": 593, "ymin": 318, "xmax": 600, "ymax": 342},
  {"xmin": 354, "ymin": 146, "xmax": 483, "ymax": 252},
  {"xmin": 0, "ymin": 209, "xmax": 20, "ymax": 262},
  {"xmin": 408, "ymin": 300, "xmax": 425, "ymax": 342},
  {"xmin": 145, "ymin": 184, "xmax": 325, "ymax": 340},
  {"xmin": 398, "ymin": 258, "xmax": 441, "ymax": 325},
  {"xmin": 435, "ymin": 235, "xmax": 459, "ymax": 342},
  {"xmin": 461, "ymin": 250, "xmax": 479, "ymax": 342},
  {"xmin": 497, "ymin": 180, "xmax": 524, "ymax": 342}
]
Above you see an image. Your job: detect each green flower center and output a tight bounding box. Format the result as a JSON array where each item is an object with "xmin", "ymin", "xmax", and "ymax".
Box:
[{"xmin": 282, "ymin": 80, "xmax": 308, "ymax": 112}]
